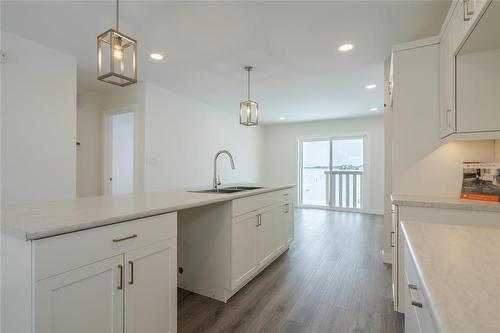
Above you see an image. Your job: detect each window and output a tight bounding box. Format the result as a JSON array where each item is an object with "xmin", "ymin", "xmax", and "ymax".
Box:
[{"xmin": 300, "ymin": 136, "xmax": 365, "ymax": 209}]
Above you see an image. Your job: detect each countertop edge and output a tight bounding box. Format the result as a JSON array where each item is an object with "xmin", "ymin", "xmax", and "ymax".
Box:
[
  {"xmin": 4, "ymin": 184, "xmax": 296, "ymax": 241},
  {"xmin": 391, "ymin": 194, "xmax": 500, "ymax": 213},
  {"xmin": 400, "ymin": 221, "xmax": 446, "ymax": 333}
]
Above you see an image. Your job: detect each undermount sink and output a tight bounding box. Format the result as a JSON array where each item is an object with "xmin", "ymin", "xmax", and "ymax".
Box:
[{"xmin": 189, "ymin": 186, "xmax": 264, "ymax": 194}]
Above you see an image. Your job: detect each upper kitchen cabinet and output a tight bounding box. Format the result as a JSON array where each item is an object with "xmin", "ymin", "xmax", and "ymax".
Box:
[
  {"xmin": 456, "ymin": 0, "xmax": 500, "ymax": 134},
  {"xmin": 439, "ymin": 0, "xmax": 500, "ymax": 140}
]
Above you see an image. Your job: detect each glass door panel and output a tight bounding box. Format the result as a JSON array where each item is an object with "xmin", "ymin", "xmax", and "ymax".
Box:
[{"xmin": 301, "ymin": 140, "xmax": 330, "ymax": 206}]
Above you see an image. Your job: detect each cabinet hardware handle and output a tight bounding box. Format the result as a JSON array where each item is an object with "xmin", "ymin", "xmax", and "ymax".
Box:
[
  {"xmin": 112, "ymin": 234, "xmax": 138, "ymax": 243},
  {"xmin": 408, "ymin": 283, "xmax": 418, "ymax": 290},
  {"xmin": 445, "ymin": 109, "xmax": 452, "ymax": 127},
  {"xmin": 285, "ymin": 204, "xmax": 289, "ymax": 213},
  {"xmin": 411, "ymin": 301, "xmax": 423, "ymax": 308},
  {"xmin": 128, "ymin": 261, "xmax": 134, "ymax": 285},
  {"xmin": 463, "ymin": 0, "xmax": 471, "ymax": 21},
  {"xmin": 118, "ymin": 264, "xmax": 123, "ymax": 290},
  {"xmin": 390, "ymin": 231, "xmax": 395, "ymax": 247}
]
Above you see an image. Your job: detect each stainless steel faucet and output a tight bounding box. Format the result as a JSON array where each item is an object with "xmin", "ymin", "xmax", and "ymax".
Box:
[{"xmin": 213, "ymin": 150, "xmax": 235, "ymax": 189}]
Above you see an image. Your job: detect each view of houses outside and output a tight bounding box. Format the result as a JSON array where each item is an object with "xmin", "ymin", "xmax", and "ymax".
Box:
[{"xmin": 302, "ymin": 138, "xmax": 363, "ymax": 207}]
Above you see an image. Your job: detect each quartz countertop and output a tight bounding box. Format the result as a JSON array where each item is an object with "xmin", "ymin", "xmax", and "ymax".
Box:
[
  {"xmin": 1, "ymin": 184, "xmax": 295, "ymax": 241},
  {"xmin": 391, "ymin": 194, "xmax": 500, "ymax": 212},
  {"xmin": 401, "ymin": 221, "xmax": 500, "ymax": 333}
]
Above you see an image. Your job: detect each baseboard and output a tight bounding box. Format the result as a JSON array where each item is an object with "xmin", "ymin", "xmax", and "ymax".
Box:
[
  {"xmin": 299, "ymin": 205, "xmax": 384, "ymax": 216},
  {"xmin": 381, "ymin": 250, "xmax": 392, "ymax": 264}
]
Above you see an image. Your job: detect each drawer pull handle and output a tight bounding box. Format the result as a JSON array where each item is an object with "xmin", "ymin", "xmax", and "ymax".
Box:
[
  {"xmin": 390, "ymin": 231, "xmax": 395, "ymax": 247},
  {"xmin": 283, "ymin": 193, "xmax": 289, "ymax": 196},
  {"xmin": 285, "ymin": 204, "xmax": 289, "ymax": 213},
  {"xmin": 128, "ymin": 261, "xmax": 134, "ymax": 285},
  {"xmin": 117, "ymin": 264, "xmax": 123, "ymax": 290},
  {"xmin": 408, "ymin": 283, "xmax": 418, "ymax": 290},
  {"xmin": 411, "ymin": 301, "xmax": 423, "ymax": 308},
  {"xmin": 112, "ymin": 234, "xmax": 138, "ymax": 243}
]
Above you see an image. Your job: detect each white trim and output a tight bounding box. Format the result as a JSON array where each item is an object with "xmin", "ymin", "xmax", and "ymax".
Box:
[
  {"xmin": 391, "ymin": 36, "xmax": 440, "ymax": 53},
  {"xmin": 299, "ymin": 205, "xmax": 383, "ymax": 216}
]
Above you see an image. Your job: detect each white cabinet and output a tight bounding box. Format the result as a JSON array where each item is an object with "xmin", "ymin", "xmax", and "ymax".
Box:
[
  {"xmin": 439, "ymin": 15, "xmax": 456, "ymax": 138},
  {"xmin": 35, "ymin": 255, "xmax": 124, "ymax": 333},
  {"xmin": 231, "ymin": 212, "xmax": 259, "ymax": 290},
  {"xmin": 275, "ymin": 200, "xmax": 294, "ymax": 252},
  {"xmin": 124, "ymin": 239, "xmax": 177, "ymax": 333},
  {"xmin": 403, "ymin": 241, "xmax": 437, "ymax": 333},
  {"xmin": 391, "ymin": 203, "xmax": 500, "ymax": 313},
  {"xmin": 256, "ymin": 206, "xmax": 276, "ymax": 268},
  {"xmin": 439, "ymin": 0, "xmax": 499, "ymax": 139},
  {"xmin": 4, "ymin": 212, "xmax": 178, "ymax": 333}
]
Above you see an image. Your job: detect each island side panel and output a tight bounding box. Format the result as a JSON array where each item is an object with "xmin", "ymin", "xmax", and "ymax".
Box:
[
  {"xmin": 1, "ymin": 233, "xmax": 32, "ymax": 332},
  {"xmin": 177, "ymin": 202, "xmax": 232, "ymax": 302}
]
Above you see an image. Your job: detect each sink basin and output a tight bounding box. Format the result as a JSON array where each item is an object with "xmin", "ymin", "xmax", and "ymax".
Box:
[{"xmin": 188, "ymin": 186, "xmax": 264, "ymax": 194}]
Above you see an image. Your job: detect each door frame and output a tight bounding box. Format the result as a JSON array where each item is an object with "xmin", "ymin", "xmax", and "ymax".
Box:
[
  {"xmin": 297, "ymin": 133, "xmax": 370, "ymax": 212},
  {"xmin": 102, "ymin": 105, "xmax": 138, "ymax": 195}
]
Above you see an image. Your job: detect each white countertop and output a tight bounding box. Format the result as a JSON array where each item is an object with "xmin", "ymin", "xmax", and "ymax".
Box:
[
  {"xmin": 1, "ymin": 184, "xmax": 295, "ymax": 241},
  {"xmin": 391, "ymin": 194, "xmax": 500, "ymax": 212},
  {"xmin": 401, "ymin": 221, "xmax": 500, "ymax": 333}
]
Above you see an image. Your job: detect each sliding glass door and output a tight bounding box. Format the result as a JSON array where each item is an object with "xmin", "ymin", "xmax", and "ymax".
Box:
[{"xmin": 300, "ymin": 136, "xmax": 364, "ymax": 210}]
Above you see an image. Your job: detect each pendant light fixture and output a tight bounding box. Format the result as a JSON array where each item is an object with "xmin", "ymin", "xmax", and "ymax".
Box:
[
  {"xmin": 240, "ymin": 66, "xmax": 260, "ymax": 126},
  {"xmin": 97, "ymin": 0, "xmax": 137, "ymax": 87}
]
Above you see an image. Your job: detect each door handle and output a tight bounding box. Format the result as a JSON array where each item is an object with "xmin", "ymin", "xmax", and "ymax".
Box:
[
  {"xmin": 128, "ymin": 261, "xmax": 134, "ymax": 285},
  {"xmin": 117, "ymin": 264, "xmax": 123, "ymax": 290},
  {"xmin": 390, "ymin": 231, "xmax": 395, "ymax": 247}
]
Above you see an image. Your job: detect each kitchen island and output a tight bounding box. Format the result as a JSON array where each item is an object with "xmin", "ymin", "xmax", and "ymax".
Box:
[{"xmin": 2, "ymin": 184, "xmax": 295, "ymax": 333}]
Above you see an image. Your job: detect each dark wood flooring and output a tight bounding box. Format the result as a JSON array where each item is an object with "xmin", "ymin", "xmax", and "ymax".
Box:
[{"xmin": 178, "ymin": 208, "xmax": 404, "ymax": 333}]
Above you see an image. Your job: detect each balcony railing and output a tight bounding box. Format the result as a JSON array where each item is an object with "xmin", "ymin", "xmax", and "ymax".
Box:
[{"xmin": 324, "ymin": 170, "xmax": 363, "ymax": 209}]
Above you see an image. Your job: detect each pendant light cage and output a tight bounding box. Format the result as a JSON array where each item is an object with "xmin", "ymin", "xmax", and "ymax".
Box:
[
  {"xmin": 240, "ymin": 66, "xmax": 259, "ymax": 126},
  {"xmin": 97, "ymin": 0, "xmax": 137, "ymax": 87}
]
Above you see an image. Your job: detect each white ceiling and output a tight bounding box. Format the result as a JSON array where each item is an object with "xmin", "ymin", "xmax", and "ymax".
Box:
[{"xmin": 1, "ymin": 1, "xmax": 450, "ymax": 123}]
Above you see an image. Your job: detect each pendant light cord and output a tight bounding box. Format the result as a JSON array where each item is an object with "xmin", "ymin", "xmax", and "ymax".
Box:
[
  {"xmin": 116, "ymin": 0, "xmax": 119, "ymax": 31},
  {"xmin": 247, "ymin": 69, "xmax": 251, "ymax": 101}
]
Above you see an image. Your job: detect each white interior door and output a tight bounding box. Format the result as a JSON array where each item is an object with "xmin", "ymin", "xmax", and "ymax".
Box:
[
  {"xmin": 105, "ymin": 111, "xmax": 134, "ymax": 195},
  {"xmin": 35, "ymin": 255, "xmax": 124, "ymax": 333},
  {"xmin": 124, "ymin": 239, "xmax": 177, "ymax": 333}
]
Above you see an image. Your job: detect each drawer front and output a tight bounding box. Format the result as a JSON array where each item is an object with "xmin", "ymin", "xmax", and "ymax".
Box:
[
  {"xmin": 232, "ymin": 188, "xmax": 294, "ymax": 217},
  {"xmin": 404, "ymin": 242, "xmax": 438, "ymax": 333},
  {"xmin": 34, "ymin": 212, "xmax": 177, "ymax": 281}
]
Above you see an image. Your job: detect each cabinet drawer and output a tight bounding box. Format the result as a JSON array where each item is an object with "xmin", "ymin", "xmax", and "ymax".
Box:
[
  {"xmin": 232, "ymin": 188, "xmax": 294, "ymax": 217},
  {"xmin": 34, "ymin": 212, "xmax": 177, "ymax": 281},
  {"xmin": 404, "ymin": 242, "xmax": 438, "ymax": 333}
]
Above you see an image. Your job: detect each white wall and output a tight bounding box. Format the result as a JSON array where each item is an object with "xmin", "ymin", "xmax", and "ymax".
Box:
[
  {"xmin": 495, "ymin": 140, "xmax": 500, "ymax": 160},
  {"xmin": 1, "ymin": 32, "xmax": 76, "ymax": 206},
  {"xmin": 76, "ymin": 91, "xmax": 104, "ymax": 197},
  {"xmin": 262, "ymin": 116, "xmax": 385, "ymax": 213},
  {"xmin": 143, "ymin": 83, "xmax": 263, "ymax": 191}
]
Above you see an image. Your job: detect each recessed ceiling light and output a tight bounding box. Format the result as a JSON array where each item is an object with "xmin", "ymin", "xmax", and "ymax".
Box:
[
  {"xmin": 279, "ymin": 117, "xmax": 286, "ymax": 120},
  {"xmin": 150, "ymin": 53, "xmax": 164, "ymax": 60},
  {"xmin": 365, "ymin": 84, "xmax": 376, "ymax": 89},
  {"xmin": 369, "ymin": 107, "xmax": 378, "ymax": 112},
  {"xmin": 338, "ymin": 44, "xmax": 354, "ymax": 52}
]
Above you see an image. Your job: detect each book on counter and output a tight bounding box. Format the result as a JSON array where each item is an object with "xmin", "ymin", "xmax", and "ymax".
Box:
[{"xmin": 460, "ymin": 162, "xmax": 500, "ymax": 202}]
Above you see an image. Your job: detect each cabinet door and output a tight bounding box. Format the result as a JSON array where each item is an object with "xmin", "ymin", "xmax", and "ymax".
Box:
[
  {"xmin": 391, "ymin": 205, "xmax": 399, "ymax": 311},
  {"xmin": 124, "ymin": 238, "xmax": 177, "ymax": 333},
  {"xmin": 231, "ymin": 212, "xmax": 258, "ymax": 290},
  {"xmin": 274, "ymin": 204, "xmax": 287, "ymax": 253},
  {"xmin": 440, "ymin": 21, "xmax": 456, "ymax": 138},
  {"xmin": 284, "ymin": 201, "xmax": 294, "ymax": 245},
  {"xmin": 256, "ymin": 206, "xmax": 276, "ymax": 268},
  {"xmin": 35, "ymin": 255, "xmax": 124, "ymax": 333}
]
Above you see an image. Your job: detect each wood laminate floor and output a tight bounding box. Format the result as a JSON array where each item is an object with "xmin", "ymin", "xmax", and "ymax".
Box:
[{"xmin": 178, "ymin": 208, "xmax": 404, "ymax": 333}]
